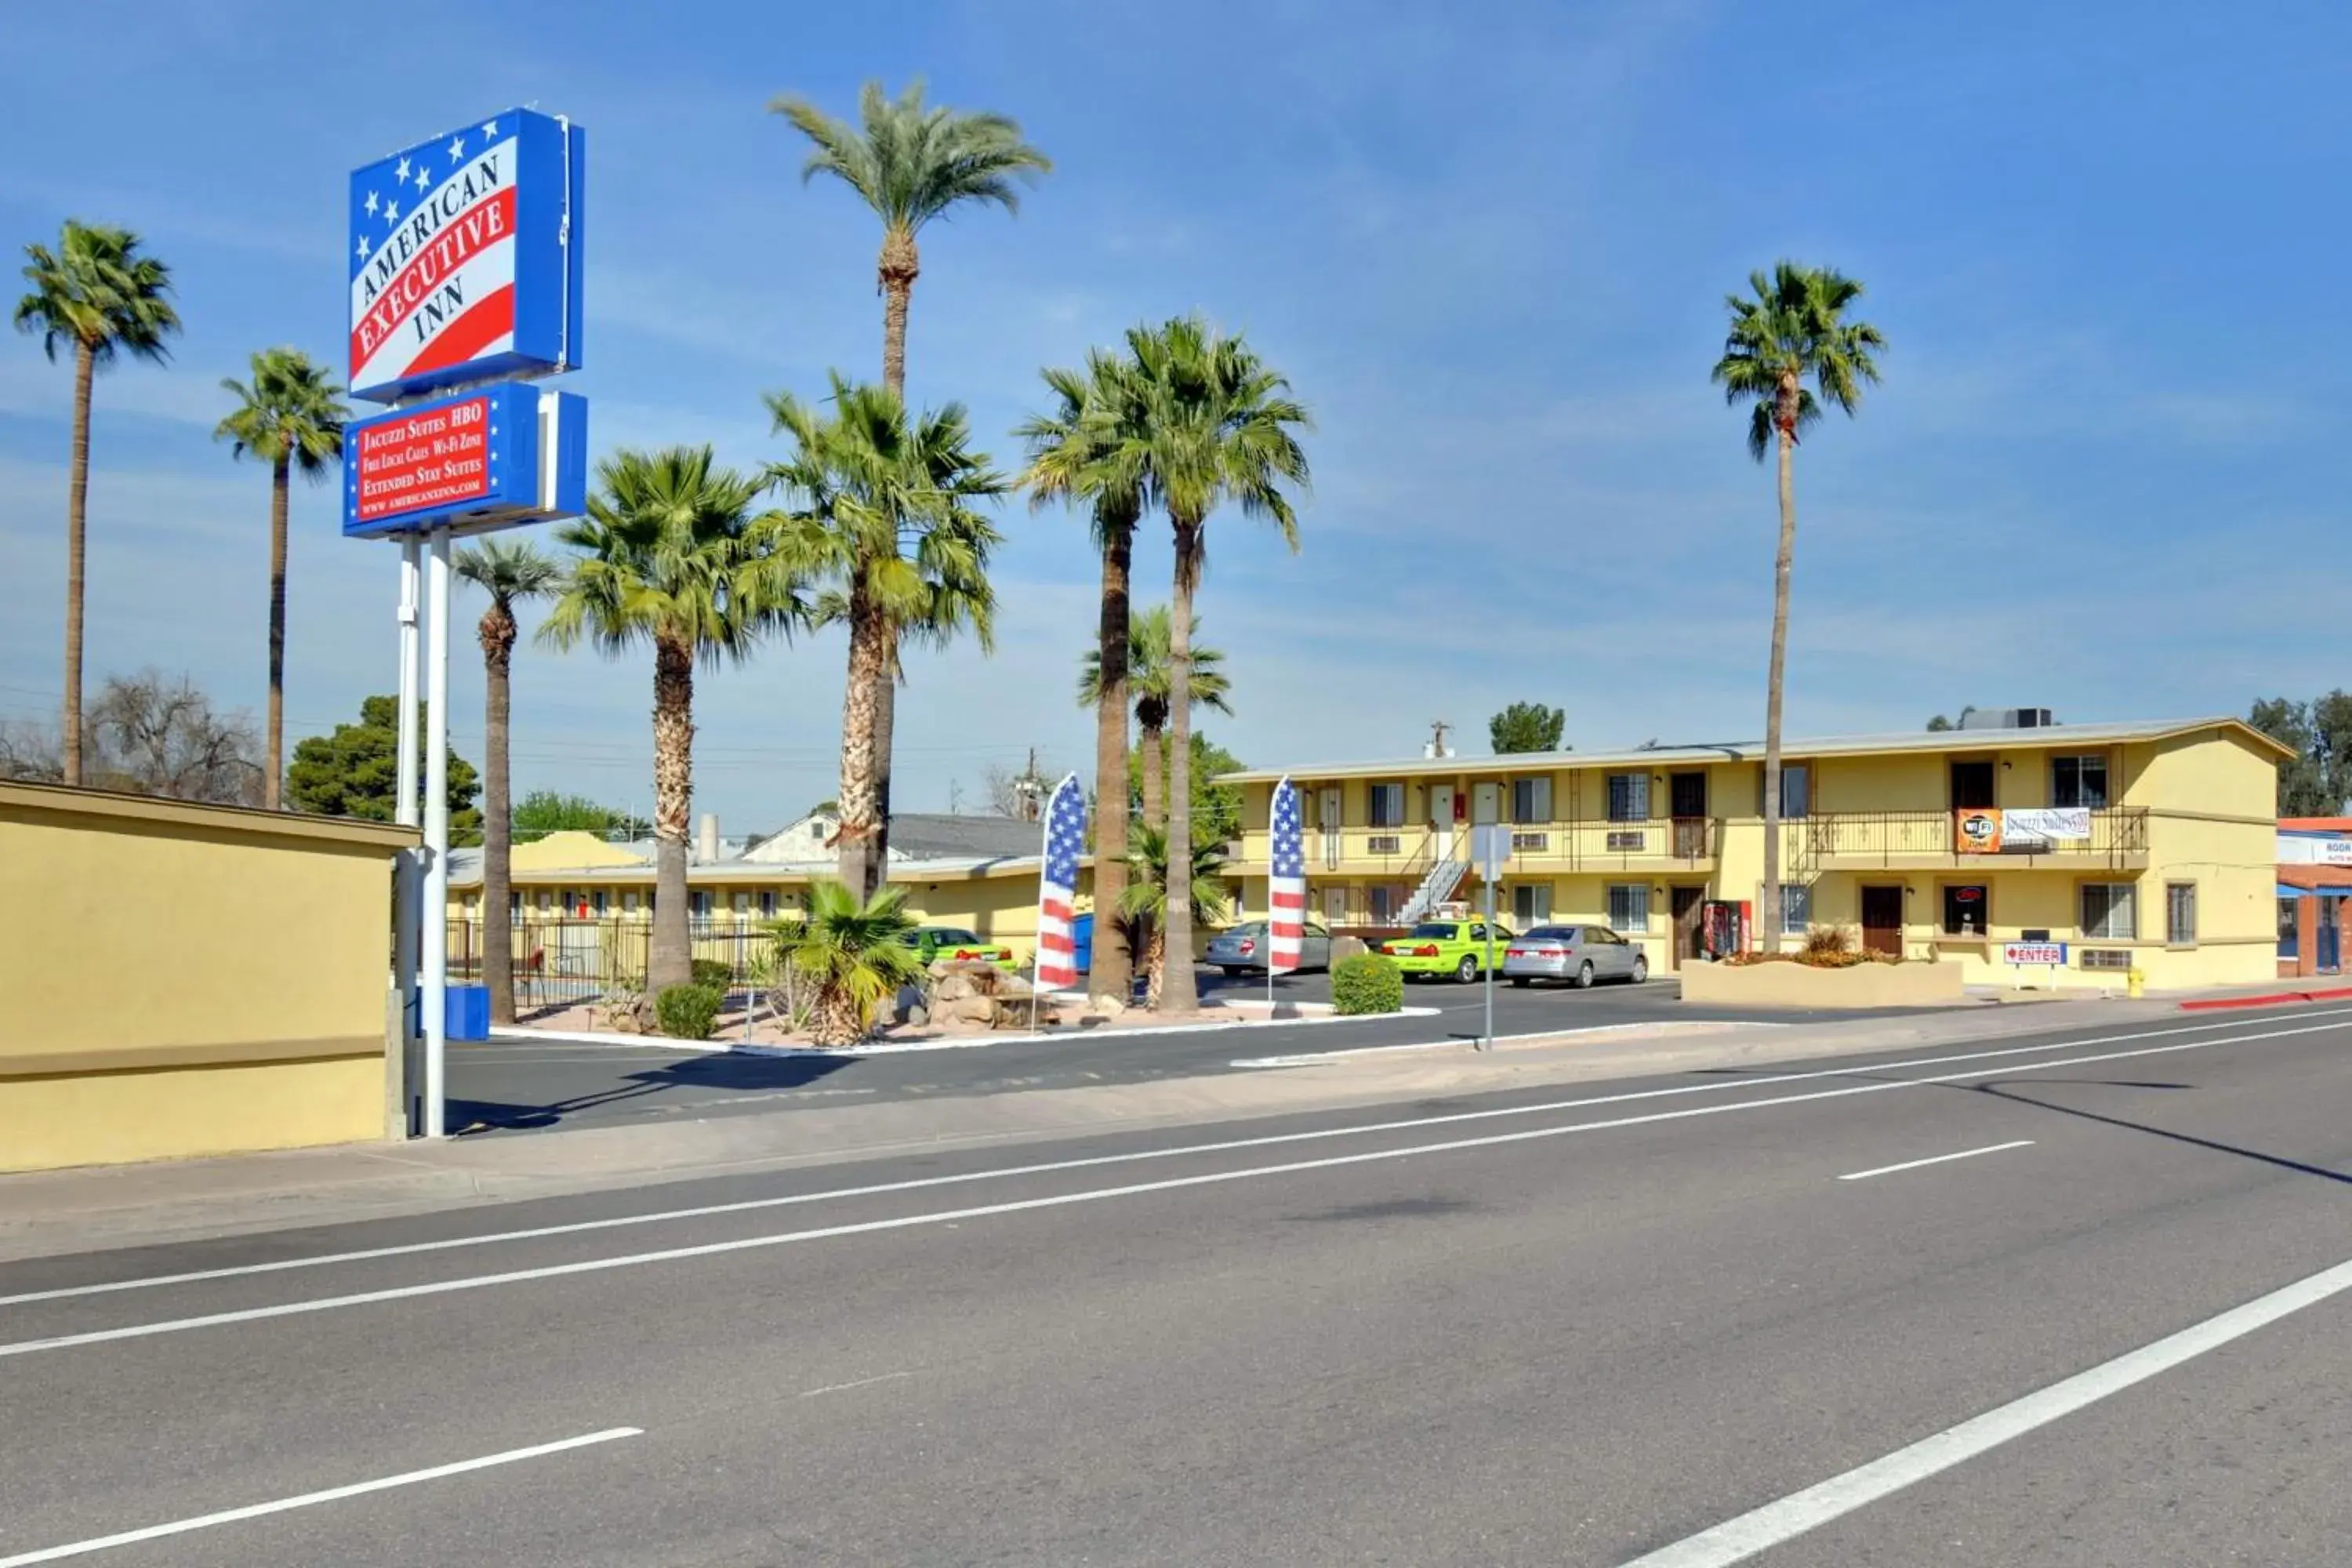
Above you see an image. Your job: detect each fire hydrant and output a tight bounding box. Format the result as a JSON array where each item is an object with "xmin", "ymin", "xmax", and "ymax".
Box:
[{"xmin": 2127, "ymin": 967, "xmax": 2145, "ymax": 1000}]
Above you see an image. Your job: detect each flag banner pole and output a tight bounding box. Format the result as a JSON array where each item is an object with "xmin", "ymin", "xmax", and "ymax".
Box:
[
  {"xmin": 1268, "ymin": 778, "xmax": 1305, "ymax": 1015},
  {"xmin": 1034, "ymin": 774, "xmax": 1087, "ymax": 1030}
]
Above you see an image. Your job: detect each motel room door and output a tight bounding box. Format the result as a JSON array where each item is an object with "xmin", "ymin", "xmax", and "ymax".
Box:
[
  {"xmin": 1671, "ymin": 887, "xmax": 1705, "ymax": 968},
  {"xmin": 1861, "ymin": 885, "xmax": 1904, "ymax": 957},
  {"xmin": 1428, "ymin": 785, "xmax": 1457, "ymax": 862}
]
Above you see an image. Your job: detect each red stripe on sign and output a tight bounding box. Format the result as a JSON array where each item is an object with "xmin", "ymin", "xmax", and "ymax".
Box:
[
  {"xmin": 396, "ymin": 284, "xmax": 517, "ymax": 380},
  {"xmin": 352, "ymin": 187, "xmax": 518, "ymax": 367},
  {"xmin": 1040, "ymin": 898, "xmax": 1074, "ymax": 924},
  {"xmin": 1271, "ymin": 891, "xmax": 1305, "ymax": 909},
  {"xmin": 1271, "ymin": 922, "xmax": 1302, "ymax": 937}
]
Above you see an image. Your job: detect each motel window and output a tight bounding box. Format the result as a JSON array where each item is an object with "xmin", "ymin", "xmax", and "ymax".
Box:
[
  {"xmin": 590, "ymin": 891, "xmax": 609, "ymax": 918},
  {"xmin": 1943, "ymin": 884, "xmax": 1989, "ymax": 936},
  {"xmin": 1511, "ymin": 777, "xmax": 1552, "ymax": 824},
  {"xmin": 2280, "ymin": 897, "xmax": 2301, "ymax": 956},
  {"xmin": 1606, "ymin": 773, "xmax": 1650, "ymax": 823},
  {"xmin": 1512, "ymin": 884, "xmax": 1553, "ymax": 924},
  {"xmin": 2081, "ymin": 882, "xmax": 2138, "ymax": 941},
  {"xmin": 760, "ymin": 891, "xmax": 778, "ymax": 919},
  {"xmin": 1780, "ymin": 883, "xmax": 1812, "ymax": 932},
  {"xmin": 1759, "ymin": 764, "xmax": 1809, "ymax": 820},
  {"xmin": 690, "ymin": 890, "xmax": 713, "ymax": 918},
  {"xmin": 1367, "ymin": 884, "xmax": 1406, "ymax": 923},
  {"xmin": 2052, "ymin": 755, "xmax": 2110, "ymax": 809},
  {"xmin": 1368, "ymin": 782, "xmax": 1407, "ymax": 829},
  {"xmin": 534, "ymin": 891, "xmax": 554, "ymax": 912},
  {"xmin": 1606, "ymin": 883, "xmax": 1650, "ymax": 933},
  {"xmin": 2167, "ymin": 883, "xmax": 2198, "ymax": 946},
  {"xmin": 508, "ymin": 891, "xmax": 522, "ymax": 920}
]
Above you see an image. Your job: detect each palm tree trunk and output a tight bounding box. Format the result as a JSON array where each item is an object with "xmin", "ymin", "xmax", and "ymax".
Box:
[
  {"xmin": 1089, "ymin": 521, "xmax": 1134, "ymax": 1001},
  {"xmin": 869, "ymin": 223, "xmax": 920, "ymax": 883},
  {"xmin": 1760, "ymin": 420, "xmax": 1797, "ymax": 952},
  {"xmin": 835, "ymin": 575, "xmax": 887, "ymax": 899},
  {"xmin": 649, "ymin": 634, "xmax": 695, "ymax": 993},
  {"xmin": 878, "ymin": 227, "xmax": 917, "ymax": 397},
  {"xmin": 1142, "ymin": 920, "xmax": 1165, "ymax": 1010},
  {"xmin": 869, "ymin": 630, "xmax": 897, "ymax": 898},
  {"xmin": 61, "ymin": 341, "xmax": 93, "ymax": 788},
  {"xmin": 264, "ymin": 454, "xmax": 289, "ymax": 810},
  {"xmin": 481, "ymin": 608, "xmax": 517, "ymax": 1024},
  {"xmin": 1159, "ymin": 521, "xmax": 1204, "ymax": 1013},
  {"xmin": 1138, "ymin": 720, "xmax": 1164, "ymax": 839}
]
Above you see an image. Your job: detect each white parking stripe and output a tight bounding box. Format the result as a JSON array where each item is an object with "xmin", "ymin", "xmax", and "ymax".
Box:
[
  {"xmin": 5, "ymin": 1007, "xmax": 2340, "ymax": 1312},
  {"xmin": 1837, "ymin": 1140, "xmax": 2034, "ymax": 1181}
]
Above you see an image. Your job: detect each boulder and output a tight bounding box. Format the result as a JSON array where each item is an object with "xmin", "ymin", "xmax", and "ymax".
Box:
[
  {"xmin": 1089, "ymin": 994, "xmax": 1127, "ymax": 1019},
  {"xmin": 935, "ymin": 972, "xmax": 979, "ymax": 1004},
  {"xmin": 942, "ymin": 995, "xmax": 998, "ymax": 1027},
  {"xmin": 902, "ymin": 1004, "xmax": 931, "ymax": 1029}
]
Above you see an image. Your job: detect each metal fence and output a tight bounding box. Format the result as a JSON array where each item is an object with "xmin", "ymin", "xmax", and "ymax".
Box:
[{"xmin": 446, "ymin": 917, "xmax": 779, "ymax": 1012}]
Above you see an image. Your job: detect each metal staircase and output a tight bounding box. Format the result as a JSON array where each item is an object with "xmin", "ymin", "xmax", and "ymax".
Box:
[{"xmin": 1397, "ymin": 851, "xmax": 1468, "ymax": 925}]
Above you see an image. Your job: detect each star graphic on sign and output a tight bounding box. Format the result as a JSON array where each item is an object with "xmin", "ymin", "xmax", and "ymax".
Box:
[
  {"xmin": 413, "ymin": 165, "xmax": 430, "ymax": 191},
  {"xmin": 383, "ymin": 198, "xmax": 401, "ymax": 223},
  {"xmin": 354, "ymin": 235, "xmax": 368, "ymax": 260},
  {"xmin": 394, "ymin": 156, "xmax": 410, "ymax": 182},
  {"xmin": 481, "ymin": 118, "xmax": 499, "ymax": 140},
  {"xmin": 447, "ymin": 135, "xmax": 466, "ymax": 162},
  {"xmin": 363, "ymin": 190, "xmax": 379, "ymax": 216}
]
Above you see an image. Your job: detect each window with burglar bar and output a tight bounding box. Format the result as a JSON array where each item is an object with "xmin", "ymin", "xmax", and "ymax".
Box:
[
  {"xmin": 1606, "ymin": 772, "xmax": 1650, "ymax": 822},
  {"xmin": 2081, "ymin": 882, "xmax": 2137, "ymax": 940},
  {"xmin": 1607, "ymin": 883, "xmax": 1650, "ymax": 932}
]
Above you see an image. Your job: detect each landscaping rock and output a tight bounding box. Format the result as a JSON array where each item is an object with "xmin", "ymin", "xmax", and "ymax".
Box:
[
  {"xmin": 1089, "ymin": 994, "xmax": 1127, "ymax": 1019},
  {"xmin": 903, "ymin": 1004, "xmax": 931, "ymax": 1029}
]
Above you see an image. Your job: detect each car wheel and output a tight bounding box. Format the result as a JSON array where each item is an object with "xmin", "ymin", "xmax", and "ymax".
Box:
[
  {"xmin": 1630, "ymin": 956, "xmax": 1649, "ymax": 984},
  {"xmin": 1575, "ymin": 960, "xmax": 1595, "ymax": 989},
  {"xmin": 1456, "ymin": 955, "xmax": 1479, "ymax": 984},
  {"xmin": 1511, "ymin": 976, "xmax": 1531, "ymax": 989}
]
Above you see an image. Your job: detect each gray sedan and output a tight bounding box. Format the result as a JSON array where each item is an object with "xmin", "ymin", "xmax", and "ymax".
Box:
[
  {"xmin": 1501, "ymin": 924, "xmax": 1649, "ymax": 989},
  {"xmin": 1207, "ymin": 919, "xmax": 1333, "ymax": 975}
]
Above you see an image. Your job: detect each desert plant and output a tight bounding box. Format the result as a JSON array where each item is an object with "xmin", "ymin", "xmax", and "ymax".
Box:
[
  {"xmin": 655, "ymin": 982, "xmax": 724, "ymax": 1040},
  {"xmin": 690, "ymin": 957, "xmax": 734, "ymax": 992},
  {"xmin": 770, "ymin": 880, "xmax": 927, "ymax": 1047},
  {"xmin": 1801, "ymin": 925, "xmax": 1855, "ymax": 961},
  {"xmin": 1332, "ymin": 952, "xmax": 1405, "ymax": 1015}
]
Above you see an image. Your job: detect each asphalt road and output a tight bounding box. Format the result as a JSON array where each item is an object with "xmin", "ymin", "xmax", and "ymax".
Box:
[
  {"xmin": 8, "ymin": 1003, "xmax": 2352, "ymax": 1565},
  {"xmin": 448, "ymin": 964, "xmax": 1932, "ymax": 1134}
]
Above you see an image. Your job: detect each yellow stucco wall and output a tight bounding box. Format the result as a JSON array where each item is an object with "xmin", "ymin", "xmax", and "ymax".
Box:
[{"xmin": 0, "ymin": 782, "xmax": 412, "ymax": 1173}]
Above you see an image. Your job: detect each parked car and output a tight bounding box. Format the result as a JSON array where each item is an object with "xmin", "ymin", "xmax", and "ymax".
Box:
[
  {"xmin": 1207, "ymin": 919, "xmax": 1334, "ymax": 975},
  {"xmin": 900, "ymin": 926, "xmax": 1019, "ymax": 971},
  {"xmin": 1379, "ymin": 918, "xmax": 1515, "ymax": 983},
  {"xmin": 1501, "ymin": 924, "xmax": 1649, "ymax": 989}
]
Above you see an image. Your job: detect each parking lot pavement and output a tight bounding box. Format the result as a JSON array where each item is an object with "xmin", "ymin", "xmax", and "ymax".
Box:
[{"xmin": 445, "ymin": 964, "xmax": 1948, "ymax": 1138}]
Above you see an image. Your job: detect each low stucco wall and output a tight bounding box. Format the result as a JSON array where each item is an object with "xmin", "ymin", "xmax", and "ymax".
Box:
[
  {"xmin": 1679, "ymin": 956, "xmax": 1965, "ymax": 1008},
  {"xmin": 0, "ymin": 782, "xmax": 412, "ymax": 1173}
]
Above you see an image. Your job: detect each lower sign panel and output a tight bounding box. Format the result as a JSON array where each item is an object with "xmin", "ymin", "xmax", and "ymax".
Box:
[{"xmin": 343, "ymin": 381, "xmax": 586, "ymax": 539}]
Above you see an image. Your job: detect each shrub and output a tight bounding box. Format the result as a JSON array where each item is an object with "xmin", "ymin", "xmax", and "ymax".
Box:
[
  {"xmin": 1332, "ymin": 952, "xmax": 1405, "ymax": 1015},
  {"xmin": 690, "ymin": 958, "xmax": 733, "ymax": 991},
  {"xmin": 1800, "ymin": 925, "xmax": 1853, "ymax": 960},
  {"xmin": 654, "ymin": 982, "xmax": 725, "ymax": 1040}
]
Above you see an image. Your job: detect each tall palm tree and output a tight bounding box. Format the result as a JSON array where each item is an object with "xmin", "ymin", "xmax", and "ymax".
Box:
[
  {"xmin": 1115, "ymin": 318, "xmax": 1311, "ymax": 1012},
  {"xmin": 1711, "ymin": 262, "xmax": 1885, "ymax": 949},
  {"xmin": 1078, "ymin": 606, "xmax": 1232, "ymax": 837},
  {"xmin": 540, "ymin": 447, "xmax": 804, "ymax": 993},
  {"xmin": 454, "ymin": 539, "xmax": 561, "ymax": 1025},
  {"xmin": 216, "ymin": 348, "xmax": 348, "ymax": 808},
  {"xmin": 1020, "ymin": 349, "xmax": 1150, "ymax": 1001},
  {"xmin": 14, "ymin": 222, "xmax": 180, "ymax": 786},
  {"xmin": 764, "ymin": 373, "xmax": 1006, "ymax": 901},
  {"xmin": 770, "ymin": 79, "xmax": 1049, "ymax": 877},
  {"xmin": 1117, "ymin": 824, "xmax": 1232, "ymax": 1011}
]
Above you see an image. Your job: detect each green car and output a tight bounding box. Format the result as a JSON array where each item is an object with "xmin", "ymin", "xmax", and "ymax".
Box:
[
  {"xmin": 1379, "ymin": 918, "xmax": 1516, "ymax": 983},
  {"xmin": 901, "ymin": 925, "xmax": 1020, "ymax": 971}
]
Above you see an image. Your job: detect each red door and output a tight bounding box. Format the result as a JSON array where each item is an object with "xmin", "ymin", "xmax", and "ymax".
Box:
[{"xmin": 1861, "ymin": 885, "xmax": 1904, "ymax": 956}]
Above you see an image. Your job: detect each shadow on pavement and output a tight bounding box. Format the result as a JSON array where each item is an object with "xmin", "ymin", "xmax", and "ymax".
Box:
[{"xmin": 448, "ymin": 1051, "xmax": 859, "ymax": 1134}]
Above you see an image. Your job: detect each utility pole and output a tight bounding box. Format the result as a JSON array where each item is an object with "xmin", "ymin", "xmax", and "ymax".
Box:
[
  {"xmin": 1428, "ymin": 718, "xmax": 1454, "ymax": 760},
  {"xmin": 1014, "ymin": 746, "xmax": 1047, "ymax": 822}
]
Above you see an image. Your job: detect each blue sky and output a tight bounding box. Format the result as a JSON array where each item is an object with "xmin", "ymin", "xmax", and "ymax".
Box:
[{"xmin": 3, "ymin": 0, "xmax": 2348, "ymax": 828}]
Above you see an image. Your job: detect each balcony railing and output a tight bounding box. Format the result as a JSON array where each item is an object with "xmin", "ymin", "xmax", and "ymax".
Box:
[
  {"xmin": 1261, "ymin": 818, "xmax": 1722, "ymax": 872},
  {"xmin": 1797, "ymin": 808, "xmax": 2150, "ymax": 868}
]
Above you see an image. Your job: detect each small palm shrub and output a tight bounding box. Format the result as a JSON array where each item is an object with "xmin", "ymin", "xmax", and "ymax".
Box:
[
  {"xmin": 691, "ymin": 958, "xmax": 734, "ymax": 991},
  {"xmin": 771, "ymin": 880, "xmax": 928, "ymax": 1047},
  {"xmin": 1332, "ymin": 953, "xmax": 1404, "ymax": 1015},
  {"xmin": 655, "ymin": 982, "xmax": 724, "ymax": 1040}
]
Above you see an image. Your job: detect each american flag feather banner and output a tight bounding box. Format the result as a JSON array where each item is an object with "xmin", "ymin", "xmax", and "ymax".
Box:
[
  {"xmin": 1269, "ymin": 777, "xmax": 1306, "ymax": 975},
  {"xmin": 1034, "ymin": 774, "xmax": 1087, "ymax": 992}
]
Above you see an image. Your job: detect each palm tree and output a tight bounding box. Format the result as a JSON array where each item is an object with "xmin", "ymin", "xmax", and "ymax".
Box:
[
  {"xmin": 540, "ymin": 447, "xmax": 804, "ymax": 993},
  {"xmin": 1711, "ymin": 262, "xmax": 1885, "ymax": 949},
  {"xmin": 454, "ymin": 539, "xmax": 561, "ymax": 1025},
  {"xmin": 1078, "ymin": 606, "xmax": 1232, "ymax": 837},
  {"xmin": 216, "ymin": 348, "xmax": 348, "ymax": 809},
  {"xmin": 764, "ymin": 373, "xmax": 1006, "ymax": 901},
  {"xmin": 1020, "ymin": 349, "xmax": 1150, "ymax": 1002},
  {"xmin": 770, "ymin": 880, "xmax": 926, "ymax": 1047},
  {"xmin": 14, "ymin": 222, "xmax": 180, "ymax": 786},
  {"xmin": 1117, "ymin": 824, "xmax": 1232, "ymax": 1010},
  {"xmin": 770, "ymin": 79, "xmax": 1049, "ymax": 877},
  {"xmin": 1115, "ymin": 318, "xmax": 1311, "ymax": 1012}
]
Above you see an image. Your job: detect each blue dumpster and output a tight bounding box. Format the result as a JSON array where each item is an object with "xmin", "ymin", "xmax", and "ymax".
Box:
[
  {"xmin": 1073, "ymin": 912, "xmax": 1094, "ymax": 975},
  {"xmin": 445, "ymin": 985, "xmax": 490, "ymax": 1042}
]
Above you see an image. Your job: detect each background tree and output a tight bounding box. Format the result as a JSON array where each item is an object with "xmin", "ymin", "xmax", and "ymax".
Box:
[
  {"xmin": 2250, "ymin": 695, "xmax": 2352, "ymax": 817},
  {"xmin": 1489, "ymin": 701, "xmax": 1566, "ymax": 753},
  {"xmin": 772, "ymin": 79, "xmax": 1048, "ymax": 883},
  {"xmin": 1117, "ymin": 824, "xmax": 1232, "ymax": 1010},
  {"xmin": 14, "ymin": 221, "xmax": 181, "ymax": 786},
  {"xmin": 541, "ymin": 446, "xmax": 800, "ymax": 993},
  {"xmin": 1022, "ymin": 349, "xmax": 1149, "ymax": 1003},
  {"xmin": 82, "ymin": 670, "xmax": 263, "ymax": 804},
  {"xmin": 978, "ymin": 753, "xmax": 1056, "ymax": 820},
  {"xmin": 216, "ymin": 347, "xmax": 348, "ymax": 808},
  {"xmin": 455, "ymin": 539, "xmax": 561, "ymax": 1025},
  {"xmin": 771, "ymin": 880, "xmax": 927, "ymax": 1047},
  {"xmin": 1143, "ymin": 732, "xmax": 1247, "ymax": 847},
  {"xmin": 511, "ymin": 790, "xmax": 649, "ymax": 841},
  {"xmin": 764, "ymin": 374, "xmax": 1004, "ymax": 899},
  {"xmin": 1710, "ymin": 261, "xmax": 1884, "ymax": 950},
  {"xmin": 288, "ymin": 694, "xmax": 481, "ymax": 841},
  {"xmin": 1926, "ymin": 706, "xmax": 1976, "ymax": 733},
  {"xmin": 1116, "ymin": 318, "xmax": 1311, "ymax": 1012},
  {"xmin": 1083, "ymin": 605, "xmax": 1232, "ymax": 842}
]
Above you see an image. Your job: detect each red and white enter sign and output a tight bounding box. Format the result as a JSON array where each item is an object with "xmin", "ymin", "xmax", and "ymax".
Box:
[{"xmin": 354, "ymin": 396, "xmax": 492, "ymax": 524}]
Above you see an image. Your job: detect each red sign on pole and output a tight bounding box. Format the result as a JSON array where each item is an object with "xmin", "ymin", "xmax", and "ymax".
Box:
[{"xmin": 354, "ymin": 396, "xmax": 492, "ymax": 525}]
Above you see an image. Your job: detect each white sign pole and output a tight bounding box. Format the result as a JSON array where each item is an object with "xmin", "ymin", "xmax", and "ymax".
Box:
[
  {"xmin": 419, "ymin": 526, "xmax": 453, "ymax": 1138},
  {"xmin": 393, "ymin": 539, "xmax": 423, "ymax": 1134}
]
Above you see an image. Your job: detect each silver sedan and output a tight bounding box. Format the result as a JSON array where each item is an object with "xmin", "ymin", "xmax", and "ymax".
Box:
[
  {"xmin": 1207, "ymin": 920, "xmax": 1333, "ymax": 975},
  {"xmin": 1501, "ymin": 924, "xmax": 1649, "ymax": 989}
]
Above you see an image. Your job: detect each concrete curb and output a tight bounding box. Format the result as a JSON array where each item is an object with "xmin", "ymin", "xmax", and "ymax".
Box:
[{"xmin": 2180, "ymin": 985, "xmax": 2352, "ymax": 1013}]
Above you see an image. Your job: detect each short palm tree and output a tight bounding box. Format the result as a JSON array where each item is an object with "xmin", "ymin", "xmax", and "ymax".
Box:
[
  {"xmin": 771, "ymin": 880, "xmax": 926, "ymax": 1047},
  {"xmin": 14, "ymin": 222, "xmax": 180, "ymax": 786},
  {"xmin": 1020, "ymin": 348, "xmax": 1151, "ymax": 1002},
  {"xmin": 1116, "ymin": 318, "xmax": 1311, "ymax": 1012},
  {"xmin": 540, "ymin": 447, "xmax": 804, "ymax": 993},
  {"xmin": 1118, "ymin": 824, "xmax": 1233, "ymax": 1010},
  {"xmin": 1078, "ymin": 606, "xmax": 1232, "ymax": 837},
  {"xmin": 216, "ymin": 348, "xmax": 349, "ymax": 808},
  {"xmin": 1711, "ymin": 262, "xmax": 1885, "ymax": 949},
  {"xmin": 764, "ymin": 373, "xmax": 1006, "ymax": 900},
  {"xmin": 454, "ymin": 539, "xmax": 561, "ymax": 1024}
]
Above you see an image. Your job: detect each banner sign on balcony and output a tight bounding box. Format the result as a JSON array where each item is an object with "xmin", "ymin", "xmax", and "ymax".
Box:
[
  {"xmin": 2003, "ymin": 940, "xmax": 2068, "ymax": 967},
  {"xmin": 2005, "ymin": 808, "xmax": 2092, "ymax": 844},
  {"xmin": 343, "ymin": 381, "xmax": 587, "ymax": 539},
  {"xmin": 1955, "ymin": 808, "xmax": 2004, "ymax": 854},
  {"xmin": 348, "ymin": 108, "xmax": 586, "ymax": 403}
]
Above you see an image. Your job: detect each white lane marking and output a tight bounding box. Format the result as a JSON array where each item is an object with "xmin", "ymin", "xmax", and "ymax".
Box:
[
  {"xmin": 6, "ymin": 1007, "xmax": 2340, "ymax": 1311},
  {"xmin": 1622, "ymin": 1251, "xmax": 2352, "ymax": 1566},
  {"xmin": 3, "ymin": 1020, "xmax": 2339, "ymax": 1360},
  {"xmin": 1232, "ymin": 1018, "xmax": 1788, "ymax": 1067},
  {"xmin": 1837, "ymin": 1140, "xmax": 2034, "ymax": 1181},
  {"xmin": 0, "ymin": 1428, "xmax": 641, "ymax": 1566},
  {"xmin": 799, "ymin": 1370, "xmax": 916, "ymax": 1399}
]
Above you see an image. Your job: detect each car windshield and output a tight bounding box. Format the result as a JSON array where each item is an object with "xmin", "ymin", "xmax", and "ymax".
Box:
[
  {"xmin": 1225, "ymin": 922, "xmax": 1266, "ymax": 937},
  {"xmin": 1524, "ymin": 927, "xmax": 1578, "ymax": 942},
  {"xmin": 1407, "ymin": 922, "xmax": 1458, "ymax": 938}
]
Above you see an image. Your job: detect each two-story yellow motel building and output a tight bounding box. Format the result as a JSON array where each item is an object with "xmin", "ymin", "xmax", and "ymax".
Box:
[{"xmin": 1221, "ymin": 715, "xmax": 2288, "ymax": 991}]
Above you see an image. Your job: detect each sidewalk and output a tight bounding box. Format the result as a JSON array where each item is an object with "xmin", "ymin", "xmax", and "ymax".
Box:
[{"xmin": 0, "ymin": 989, "xmax": 2318, "ymax": 1264}]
